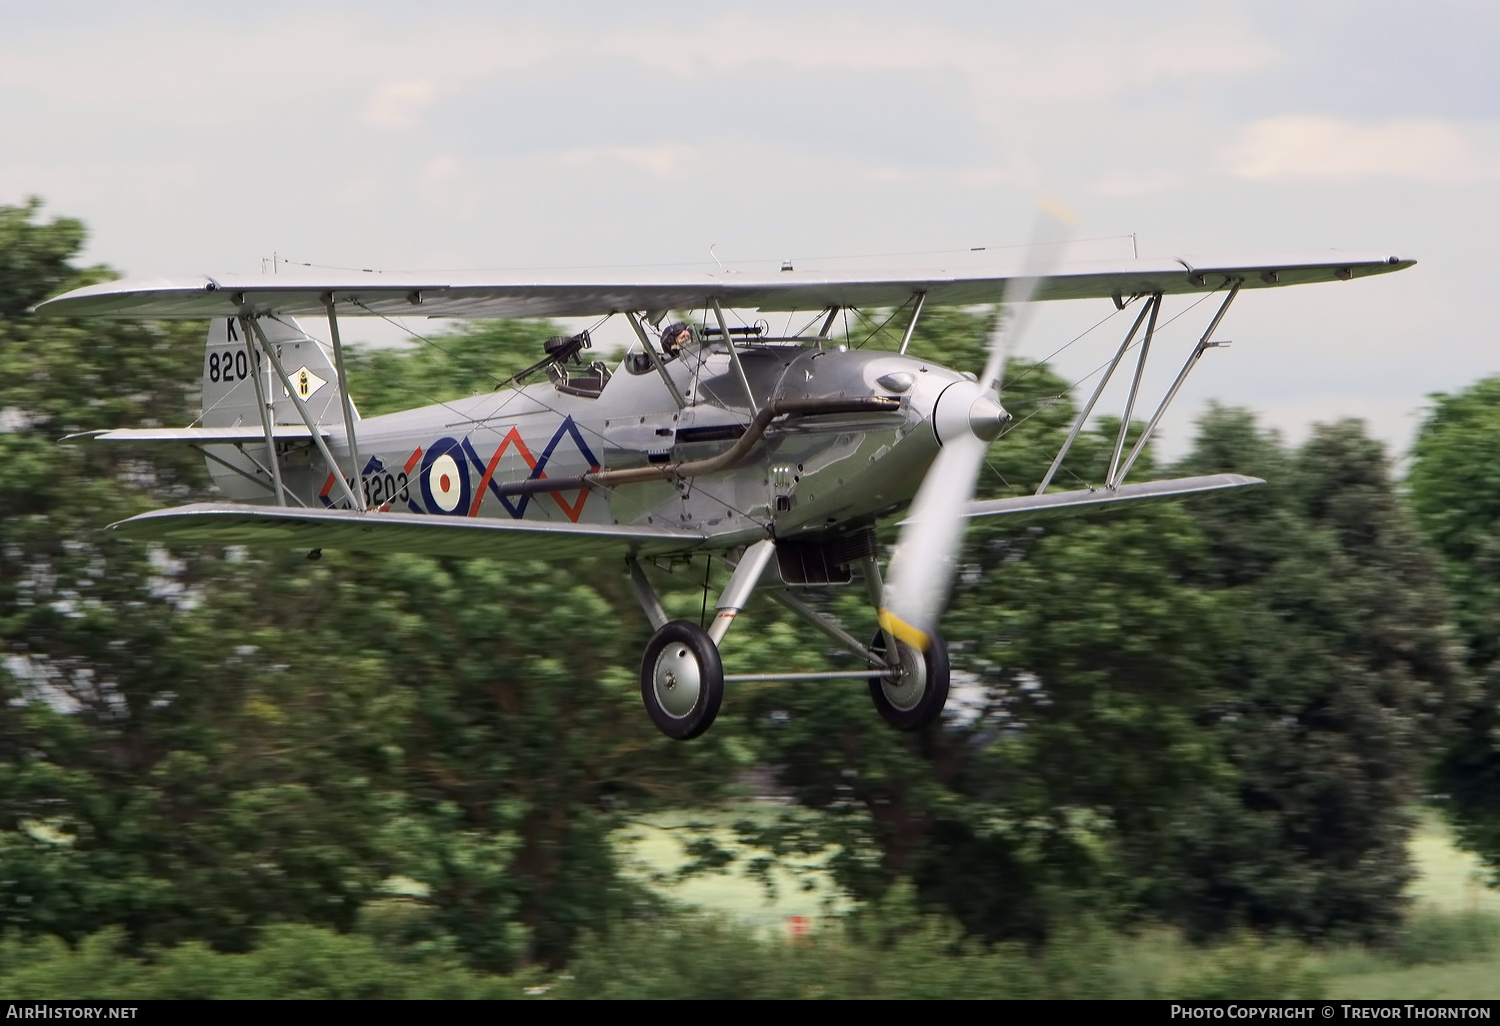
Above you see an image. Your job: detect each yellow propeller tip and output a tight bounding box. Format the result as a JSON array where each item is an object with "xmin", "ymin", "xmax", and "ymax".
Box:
[{"xmin": 877, "ymin": 609, "xmax": 931, "ymax": 653}]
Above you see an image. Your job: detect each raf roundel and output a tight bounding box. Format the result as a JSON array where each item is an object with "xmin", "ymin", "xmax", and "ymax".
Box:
[
  {"xmin": 429, "ymin": 454, "xmax": 462, "ymax": 510},
  {"xmin": 419, "ymin": 437, "xmax": 471, "ymax": 516}
]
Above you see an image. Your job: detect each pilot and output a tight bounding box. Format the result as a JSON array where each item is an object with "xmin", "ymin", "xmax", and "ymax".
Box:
[{"xmin": 660, "ymin": 321, "xmax": 693, "ymax": 360}]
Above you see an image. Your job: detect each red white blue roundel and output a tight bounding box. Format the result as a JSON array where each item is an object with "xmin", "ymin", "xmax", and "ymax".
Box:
[{"xmin": 419, "ymin": 437, "xmax": 470, "ymax": 516}]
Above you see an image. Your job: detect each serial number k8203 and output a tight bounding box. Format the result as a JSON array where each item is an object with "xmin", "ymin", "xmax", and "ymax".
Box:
[{"xmin": 363, "ymin": 471, "xmax": 410, "ymax": 506}]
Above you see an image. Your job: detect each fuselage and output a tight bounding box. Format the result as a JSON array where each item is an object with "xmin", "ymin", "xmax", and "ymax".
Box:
[{"xmin": 204, "ymin": 338, "xmax": 972, "ymax": 547}]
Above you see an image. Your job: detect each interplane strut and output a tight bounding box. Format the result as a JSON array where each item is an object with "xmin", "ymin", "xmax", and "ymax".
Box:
[{"xmin": 244, "ymin": 315, "xmax": 364, "ymax": 511}]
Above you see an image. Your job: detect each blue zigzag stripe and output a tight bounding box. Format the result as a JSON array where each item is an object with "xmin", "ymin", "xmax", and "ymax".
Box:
[{"xmin": 461, "ymin": 416, "xmax": 601, "ymax": 521}]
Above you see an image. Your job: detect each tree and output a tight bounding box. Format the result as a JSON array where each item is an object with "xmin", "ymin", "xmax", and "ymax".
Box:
[
  {"xmin": 344, "ymin": 320, "xmax": 552, "ymax": 418},
  {"xmin": 0, "ymin": 201, "xmax": 734, "ymax": 969},
  {"xmin": 745, "ymin": 301, "xmax": 1463, "ymax": 944},
  {"xmin": 0, "ymin": 201, "xmax": 424, "ymax": 954},
  {"xmin": 1151, "ymin": 411, "xmax": 1463, "ymax": 939},
  {"xmin": 1407, "ymin": 377, "xmax": 1500, "ymax": 878}
]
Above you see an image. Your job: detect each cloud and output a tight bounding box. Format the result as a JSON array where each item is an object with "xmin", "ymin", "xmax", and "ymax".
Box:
[
  {"xmin": 1219, "ymin": 115, "xmax": 1500, "ymax": 183},
  {"xmin": 0, "ymin": 9, "xmax": 1279, "ymax": 184},
  {"xmin": 1088, "ymin": 168, "xmax": 1187, "ymax": 196},
  {"xmin": 559, "ymin": 144, "xmax": 699, "ymax": 179},
  {"xmin": 330, "ymin": 176, "xmax": 385, "ymax": 207},
  {"xmin": 415, "ymin": 154, "xmax": 480, "ymax": 218},
  {"xmin": 598, "ymin": 14, "xmax": 1274, "ymax": 101},
  {"xmin": 361, "ymin": 80, "xmax": 442, "ymax": 130}
]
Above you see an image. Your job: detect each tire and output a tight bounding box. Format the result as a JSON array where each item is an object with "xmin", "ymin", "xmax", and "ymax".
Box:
[
  {"xmin": 641, "ymin": 620, "xmax": 725, "ymax": 740},
  {"xmin": 867, "ymin": 627, "xmax": 950, "ymax": 731}
]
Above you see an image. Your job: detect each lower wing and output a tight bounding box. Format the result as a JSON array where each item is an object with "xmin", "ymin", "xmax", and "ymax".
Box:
[
  {"xmin": 109, "ymin": 503, "xmax": 708, "ymax": 560},
  {"xmin": 956, "ymin": 474, "xmax": 1263, "ymax": 523},
  {"xmin": 112, "ymin": 475, "xmax": 1258, "ymax": 558}
]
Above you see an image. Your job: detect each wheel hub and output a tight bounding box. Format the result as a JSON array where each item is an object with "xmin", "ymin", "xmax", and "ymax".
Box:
[
  {"xmin": 653, "ymin": 644, "xmax": 703, "ymax": 719},
  {"xmin": 879, "ymin": 643, "xmax": 927, "ymax": 712}
]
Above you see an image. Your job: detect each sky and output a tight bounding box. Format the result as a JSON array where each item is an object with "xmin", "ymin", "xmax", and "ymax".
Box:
[{"xmin": 3, "ymin": 1, "xmax": 1497, "ymax": 462}]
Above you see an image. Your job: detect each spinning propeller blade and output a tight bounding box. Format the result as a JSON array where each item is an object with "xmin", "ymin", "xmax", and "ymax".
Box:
[{"xmin": 878, "ymin": 203, "xmax": 1074, "ymax": 651}]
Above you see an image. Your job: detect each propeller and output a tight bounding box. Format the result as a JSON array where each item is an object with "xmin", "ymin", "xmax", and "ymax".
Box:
[{"xmin": 878, "ymin": 203, "xmax": 1074, "ymax": 652}]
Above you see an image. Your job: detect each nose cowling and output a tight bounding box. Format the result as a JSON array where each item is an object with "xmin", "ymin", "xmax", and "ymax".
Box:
[{"xmin": 932, "ymin": 380, "xmax": 1010, "ymax": 446}]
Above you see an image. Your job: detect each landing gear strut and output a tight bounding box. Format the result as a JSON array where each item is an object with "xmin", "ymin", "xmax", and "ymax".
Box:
[{"xmin": 627, "ymin": 541, "xmax": 953, "ymax": 740}]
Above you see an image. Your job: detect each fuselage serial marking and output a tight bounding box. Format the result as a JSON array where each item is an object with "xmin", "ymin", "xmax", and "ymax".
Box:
[{"xmin": 318, "ymin": 416, "xmax": 600, "ymax": 523}]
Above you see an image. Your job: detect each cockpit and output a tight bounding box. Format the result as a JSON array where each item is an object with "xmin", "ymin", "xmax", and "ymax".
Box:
[{"xmin": 622, "ymin": 320, "xmax": 780, "ymax": 377}]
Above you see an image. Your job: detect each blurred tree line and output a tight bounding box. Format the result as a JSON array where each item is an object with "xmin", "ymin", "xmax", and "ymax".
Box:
[{"xmin": 0, "ymin": 199, "xmax": 1492, "ymax": 986}]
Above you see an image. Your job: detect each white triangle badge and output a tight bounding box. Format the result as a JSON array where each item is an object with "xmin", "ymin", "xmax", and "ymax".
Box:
[{"xmin": 284, "ymin": 366, "xmax": 328, "ymax": 400}]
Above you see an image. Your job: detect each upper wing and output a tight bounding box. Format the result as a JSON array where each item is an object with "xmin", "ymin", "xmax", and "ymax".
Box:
[
  {"xmin": 955, "ymin": 474, "xmax": 1264, "ymax": 523},
  {"xmin": 110, "ymin": 502, "xmax": 709, "ymax": 560},
  {"xmin": 35, "ymin": 252, "xmax": 1413, "ymax": 320}
]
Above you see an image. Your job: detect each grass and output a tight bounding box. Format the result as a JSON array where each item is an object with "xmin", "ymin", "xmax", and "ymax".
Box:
[
  {"xmin": 1406, "ymin": 812, "xmax": 1500, "ymax": 914},
  {"xmin": 614, "ymin": 805, "xmax": 1500, "ymax": 1000},
  {"xmin": 1325, "ymin": 957, "xmax": 1500, "ymax": 1000},
  {"xmin": 614, "ymin": 808, "xmax": 850, "ymax": 935},
  {"xmin": 1315, "ymin": 814, "xmax": 1500, "ymax": 1000},
  {"xmin": 3, "ymin": 814, "xmax": 1494, "ymax": 999}
]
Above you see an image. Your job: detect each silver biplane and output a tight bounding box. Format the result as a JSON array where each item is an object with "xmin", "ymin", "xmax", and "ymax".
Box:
[{"xmin": 38, "ymin": 233, "xmax": 1413, "ymax": 739}]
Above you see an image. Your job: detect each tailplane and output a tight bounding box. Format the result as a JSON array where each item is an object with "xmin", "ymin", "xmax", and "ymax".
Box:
[
  {"xmin": 196, "ymin": 316, "xmax": 355, "ymax": 502},
  {"xmin": 201, "ymin": 316, "xmax": 353, "ymax": 429}
]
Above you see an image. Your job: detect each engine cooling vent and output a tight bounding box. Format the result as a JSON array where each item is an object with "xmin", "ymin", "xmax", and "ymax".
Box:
[
  {"xmin": 775, "ymin": 527, "xmax": 875, "ymax": 586},
  {"xmin": 831, "ymin": 527, "xmax": 877, "ymax": 567},
  {"xmin": 775, "ymin": 541, "xmax": 853, "ymax": 586}
]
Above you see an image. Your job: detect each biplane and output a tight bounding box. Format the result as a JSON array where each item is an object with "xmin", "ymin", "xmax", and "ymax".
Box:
[{"xmin": 37, "ymin": 230, "xmax": 1413, "ymax": 739}]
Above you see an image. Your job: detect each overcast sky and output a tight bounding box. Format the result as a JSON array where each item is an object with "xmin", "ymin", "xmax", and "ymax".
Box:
[{"xmin": 4, "ymin": 1, "xmax": 1496, "ymax": 460}]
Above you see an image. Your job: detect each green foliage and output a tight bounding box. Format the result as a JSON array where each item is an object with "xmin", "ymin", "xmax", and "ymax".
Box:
[
  {"xmin": 1145, "ymin": 411, "xmax": 1464, "ymax": 941},
  {"xmin": 1408, "ymin": 377, "xmax": 1500, "ymax": 880},
  {"xmin": 552, "ymin": 886, "xmax": 1324, "ymax": 999},
  {"xmin": 0, "ymin": 197, "xmax": 108, "ymax": 319},
  {"xmin": 345, "ymin": 320, "xmax": 560, "ymax": 417},
  {"xmin": 0, "ymin": 925, "xmax": 526, "ymax": 999},
  {"xmin": 1388, "ymin": 908, "xmax": 1500, "ymax": 967},
  {"xmin": 1409, "ymin": 377, "xmax": 1500, "ymax": 652},
  {"xmin": 1133, "ymin": 930, "xmax": 1328, "ymax": 1000},
  {"xmin": 0, "ymin": 904, "xmax": 1334, "ymax": 1000}
]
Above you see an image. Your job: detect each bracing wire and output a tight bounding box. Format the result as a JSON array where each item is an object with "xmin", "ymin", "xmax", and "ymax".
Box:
[
  {"xmin": 699, "ymin": 555, "xmax": 713, "ymax": 627},
  {"xmin": 349, "ymin": 300, "xmax": 508, "ymax": 388},
  {"xmin": 848, "ymin": 299, "xmax": 915, "ymax": 351},
  {"xmin": 1006, "ymin": 302, "xmax": 1130, "ymax": 389},
  {"xmin": 996, "ymin": 286, "xmax": 1229, "ymax": 485}
]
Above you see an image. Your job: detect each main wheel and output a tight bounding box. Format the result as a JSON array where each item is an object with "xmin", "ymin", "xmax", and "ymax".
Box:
[
  {"xmin": 868, "ymin": 628, "xmax": 950, "ymax": 731},
  {"xmin": 641, "ymin": 620, "xmax": 725, "ymax": 740}
]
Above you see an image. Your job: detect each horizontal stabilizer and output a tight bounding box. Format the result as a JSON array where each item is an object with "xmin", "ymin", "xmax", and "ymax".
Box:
[
  {"xmin": 107, "ymin": 503, "xmax": 706, "ymax": 560},
  {"xmin": 955, "ymin": 474, "xmax": 1264, "ymax": 523},
  {"xmin": 78, "ymin": 425, "xmax": 328, "ymax": 444}
]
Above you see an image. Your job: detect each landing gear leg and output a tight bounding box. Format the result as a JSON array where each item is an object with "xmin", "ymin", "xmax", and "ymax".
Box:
[{"xmin": 635, "ymin": 541, "xmax": 776, "ymax": 740}]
